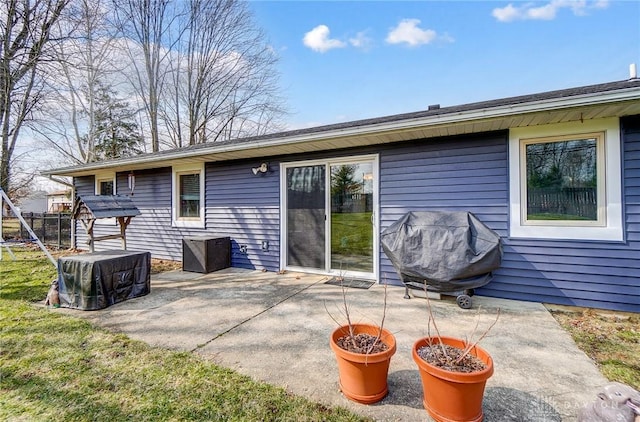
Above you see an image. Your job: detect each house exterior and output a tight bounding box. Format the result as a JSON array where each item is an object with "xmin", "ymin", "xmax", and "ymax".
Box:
[
  {"xmin": 47, "ymin": 190, "xmax": 72, "ymax": 213},
  {"xmin": 43, "ymin": 79, "xmax": 640, "ymax": 312}
]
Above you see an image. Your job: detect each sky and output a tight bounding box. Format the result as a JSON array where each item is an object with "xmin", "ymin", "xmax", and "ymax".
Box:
[
  {"xmin": 26, "ymin": 0, "xmax": 640, "ymax": 191},
  {"xmin": 248, "ymin": 0, "xmax": 640, "ymax": 129}
]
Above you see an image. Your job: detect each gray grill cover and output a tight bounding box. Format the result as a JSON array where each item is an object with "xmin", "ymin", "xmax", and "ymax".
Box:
[{"xmin": 381, "ymin": 211, "xmax": 502, "ymax": 292}]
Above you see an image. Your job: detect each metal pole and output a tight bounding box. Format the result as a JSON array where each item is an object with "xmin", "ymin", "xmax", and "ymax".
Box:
[
  {"xmin": 57, "ymin": 213, "xmax": 62, "ymax": 248},
  {"xmin": 0, "ymin": 188, "xmax": 56, "ymax": 267}
]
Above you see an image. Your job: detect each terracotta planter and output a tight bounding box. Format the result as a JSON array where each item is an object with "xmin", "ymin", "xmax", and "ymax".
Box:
[
  {"xmin": 412, "ymin": 336, "xmax": 494, "ymax": 422},
  {"xmin": 330, "ymin": 323, "xmax": 397, "ymax": 404}
]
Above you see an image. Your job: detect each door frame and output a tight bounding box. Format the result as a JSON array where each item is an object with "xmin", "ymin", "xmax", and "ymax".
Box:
[{"xmin": 279, "ymin": 154, "xmax": 380, "ymax": 280}]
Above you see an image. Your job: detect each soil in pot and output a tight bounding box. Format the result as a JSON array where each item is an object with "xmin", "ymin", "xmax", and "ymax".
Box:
[
  {"xmin": 416, "ymin": 343, "xmax": 487, "ymax": 373},
  {"xmin": 335, "ymin": 332, "xmax": 389, "ymax": 354}
]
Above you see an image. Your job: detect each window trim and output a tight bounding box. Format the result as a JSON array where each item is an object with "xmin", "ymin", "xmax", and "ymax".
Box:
[
  {"xmin": 172, "ymin": 163, "xmax": 205, "ymax": 228},
  {"xmin": 508, "ymin": 118, "xmax": 623, "ymax": 241}
]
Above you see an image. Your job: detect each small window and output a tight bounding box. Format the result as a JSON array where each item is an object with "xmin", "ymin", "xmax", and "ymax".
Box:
[
  {"xmin": 172, "ymin": 164, "xmax": 205, "ymax": 228},
  {"xmin": 179, "ymin": 173, "xmax": 200, "ymax": 218},
  {"xmin": 99, "ymin": 180, "xmax": 114, "ymax": 196},
  {"xmin": 509, "ymin": 118, "xmax": 622, "ymax": 241},
  {"xmin": 522, "ymin": 133, "xmax": 603, "ymax": 226},
  {"xmin": 95, "ymin": 172, "xmax": 116, "ymax": 195}
]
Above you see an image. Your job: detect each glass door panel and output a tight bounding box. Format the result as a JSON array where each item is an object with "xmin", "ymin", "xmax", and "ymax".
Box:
[
  {"xmin": 286, "ymin": 165, "xmax": 326, "ymax": 269},
  {"xmin": 330, "ymin": 162, "xmax": 374, "ymax": 273}
]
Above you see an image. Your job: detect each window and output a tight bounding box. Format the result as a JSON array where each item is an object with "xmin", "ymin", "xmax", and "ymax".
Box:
[
  {"xmin": 172, "ymin": 164, "xmax": 205, "ymax": 228},
  {"xmin": 509, "ymin": 118, "xmax": 622, "ymax": 241},
  {"xmin": 95, "ymin": 172, "xmax": 116, "ymax": 195},
  {"xmin": 523, "ymin": 133, "xmax": 603, "ymax": 225},
  {"xmin": 179, "ymin": 173, "xmax": 200, "ymax": 218}
]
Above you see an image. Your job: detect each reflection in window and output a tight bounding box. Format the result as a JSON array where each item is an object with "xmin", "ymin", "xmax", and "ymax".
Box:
[
  {"xmin": 98, "ymin": 180, "xmax": 114, "ymax": 195},
  {"xmin": 179, "ymin": 173, "xmax": 200, "ymax": 218},
  {"xmin": 525, "ymin": 136, "xmax": 598, "ymax": 221}
]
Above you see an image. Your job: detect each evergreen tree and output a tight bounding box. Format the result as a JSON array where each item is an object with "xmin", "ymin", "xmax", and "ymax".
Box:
[
  {"xmin": 82, "ymin": 82, "xmax": 144, "ymax": 161},
  {"xmin": 331, "ymin": 165, "xmax": 361, "ymax": 213}
]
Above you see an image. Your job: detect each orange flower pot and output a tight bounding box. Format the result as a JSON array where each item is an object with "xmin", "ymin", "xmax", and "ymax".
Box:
[
  {"xmin": 412, "ymin": 336, "xmax": 494, "ymax": 422},
  {"xmin": 330, "ymin": 323, "xmax": 397, "ymax": 404}
]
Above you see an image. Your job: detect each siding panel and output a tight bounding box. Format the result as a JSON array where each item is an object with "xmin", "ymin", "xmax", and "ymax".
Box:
[
  {"xmin": 70, "ymin": 116, "xmax": 640, "ymax": 311},
  {"xmin": 378, "ymin": 132, "xmax": 509, "ymax": 285},
  {"xmin": 378, "ymin": 124, "xmax": 640, "ymax": 312}
]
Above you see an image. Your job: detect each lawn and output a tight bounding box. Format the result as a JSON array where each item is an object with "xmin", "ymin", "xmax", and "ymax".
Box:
[
  {"xmin": 550, "ymin": 307, "xmax": 640, "ymax": 390},
  {"xmin": 331, "ymin": 212, "xmax": 372, "ymax": 256},
  {"xmin": 0, "ymin": 249, "xmax": 370, "ymax": 422}
]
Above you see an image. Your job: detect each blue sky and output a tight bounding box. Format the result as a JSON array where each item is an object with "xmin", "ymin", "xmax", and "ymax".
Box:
[{"xmin": 249, "ymin": 0, "xmax": 640, "ymax": 129}]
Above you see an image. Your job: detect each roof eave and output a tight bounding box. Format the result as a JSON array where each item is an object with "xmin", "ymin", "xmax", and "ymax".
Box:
[{"xmin": 42, "ymin": 86, "xmax": 640, "ymax": 178}]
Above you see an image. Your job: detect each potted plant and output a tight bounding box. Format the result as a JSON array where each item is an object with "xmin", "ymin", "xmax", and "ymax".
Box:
[
  {"xmin": 412, "ymin": 295, "xmax": 499, "ymax": 421},
  {"xmin": 327, "ymin": 279, "xmax": 396, "ymax": 404}
]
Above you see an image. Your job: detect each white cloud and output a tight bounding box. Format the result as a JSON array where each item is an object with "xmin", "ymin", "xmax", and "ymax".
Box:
[
  {"xmin": 386, "ymin": 19, "xmax": 437, "ymax": 46},
  {"xmin": 303, "ymin": 25, "xmax": 346, "ymax": 53},
  {"xmin": 349, "ymin": 31, "xmax": 373, "ymax": 50},
  {"xmin": 493, "ymin": 0, "xmax": 609, "ymax": 22}
]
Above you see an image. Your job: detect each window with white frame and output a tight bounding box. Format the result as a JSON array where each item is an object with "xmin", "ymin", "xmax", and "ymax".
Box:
[
  {"xmin": 95, "ymin": 172, "xmax": 116, "ymax": 195},
  {"xmin": 94, "ymin": 172, "xmax": 117, "ymax": 225},
  {"xmin": 172, "ymin": 164, "xmax": 205, "ymax": 227},
  {"xmin": 509, "ymin": 118, "xmax": 622, "ymax": 241}
]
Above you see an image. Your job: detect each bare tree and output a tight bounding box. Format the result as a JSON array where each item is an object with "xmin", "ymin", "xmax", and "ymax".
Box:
[
  {"xmin": 170, "ymin": 0, "xmax": 285, "ymax": 145},
  {"xmin": 0, "ymin": 0, "xmax": 71, "ymax": 199},
  {"xmin": 113, "ymin": 0, "xmax": 182, "ymax": 152},
  {"xmin": 36, "ymin": 0, "xmax": 124, "ymax": 164}
]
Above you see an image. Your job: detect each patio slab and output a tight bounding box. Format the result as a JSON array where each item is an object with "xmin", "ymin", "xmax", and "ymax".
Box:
[{"xmin": 55, "ymin": 268, "xmax": 608, "ymax": 421}]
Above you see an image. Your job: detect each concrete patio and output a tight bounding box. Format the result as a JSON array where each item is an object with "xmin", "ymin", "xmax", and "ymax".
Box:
[{"xmin": 56, "ymin": 267, "xmax": 609, "ymax": 421}]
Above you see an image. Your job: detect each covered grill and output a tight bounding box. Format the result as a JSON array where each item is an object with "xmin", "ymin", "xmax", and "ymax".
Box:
[{"xmin": 381, "ymin": 211, "xmax": 502, "ymax": 308}]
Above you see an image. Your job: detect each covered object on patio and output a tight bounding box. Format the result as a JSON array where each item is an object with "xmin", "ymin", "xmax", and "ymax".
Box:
[
  {"xmin": 57, "ymin": 250, "xmax": 151, "ymax": 310},
  {"xmin": 381, "ymin": 211, "xmax": 503, "ymax": 306}
]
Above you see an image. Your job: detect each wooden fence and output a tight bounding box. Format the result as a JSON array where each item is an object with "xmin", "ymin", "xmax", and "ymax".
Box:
[{"xmin": 527, "ymin": 187, "xmax": 597, "ymax": 219}]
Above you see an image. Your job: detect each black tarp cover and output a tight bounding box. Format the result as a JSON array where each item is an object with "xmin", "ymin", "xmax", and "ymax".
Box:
[
  {"xmin": 57, "ymin": 250, "xmax": 151, "ymax": 310},
  {"xmin": 381, "ymin": 211, "xmax": 502, "ymax": 292}
]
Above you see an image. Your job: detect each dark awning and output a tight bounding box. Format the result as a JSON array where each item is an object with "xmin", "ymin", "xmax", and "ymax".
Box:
[{"xmin": 73, "ymin": 195, "xmax": 141, "ymax": 220}]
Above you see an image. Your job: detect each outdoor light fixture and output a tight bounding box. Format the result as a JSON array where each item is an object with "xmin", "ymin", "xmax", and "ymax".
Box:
[{"xmin": 252, "ymin": 162, "xmax": 269, "ymax": 175}]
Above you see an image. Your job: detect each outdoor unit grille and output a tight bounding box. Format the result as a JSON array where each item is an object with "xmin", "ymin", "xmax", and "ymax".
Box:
[{"xmin": 182, "ymin": 236, "xmax": 231, "ymax": 273}]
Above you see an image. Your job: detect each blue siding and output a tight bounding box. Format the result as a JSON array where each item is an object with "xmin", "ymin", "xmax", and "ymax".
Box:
[
  {"xmin": 204, "ymin": 161, "xmax": 280, "ymax": 271},
  {"xmin": 378, "ymin": 132, "xmax": 510, "ymax": 283},
  {"xmin": 377, "ymin": 127, "xmax": 639, "ymax": 312},
  {"xmin": 70, "ymin": 116, "xmax": 640, "ymax": 311},
  {"xmin": 73, "ymin": 165, "xmax": 282, "ymax": 271}
]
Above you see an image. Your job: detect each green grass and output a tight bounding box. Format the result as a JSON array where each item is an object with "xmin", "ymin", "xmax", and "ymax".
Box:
[
  {"xmin": 331, "ymin": 212, "xmax": 372, "ymax": 256},
  {"xmin": 551, "ymin": 309, "xmax": 640, "ymax": 390},
  {"xmin": 527, "ymin": 213, "xmax": 592, "ymax": 221},
  {"xmin": 0, "ymin": 249, "xmax": 370, "ymax": 422}
]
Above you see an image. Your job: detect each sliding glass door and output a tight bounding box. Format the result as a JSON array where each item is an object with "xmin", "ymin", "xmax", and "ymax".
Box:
[
  {"xmin": 282, "ymin": 156, "xmax": 377, "ymax": 278},
  {"xmin": 330, "ymin": 162, "xmax": 374, "ymax": 273},
  {"xmin": 286, "ymin": 165, "xmax": 326, "ymax": 269}
]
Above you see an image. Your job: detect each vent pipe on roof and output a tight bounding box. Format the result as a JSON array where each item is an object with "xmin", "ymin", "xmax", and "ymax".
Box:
[
  {"xmin": 428, "ymin": 104, "xmax": 440, "ymax": 111},
  {"xmin": 630, "ymin": 63, "xmax": 638, "ymax": 80}
]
